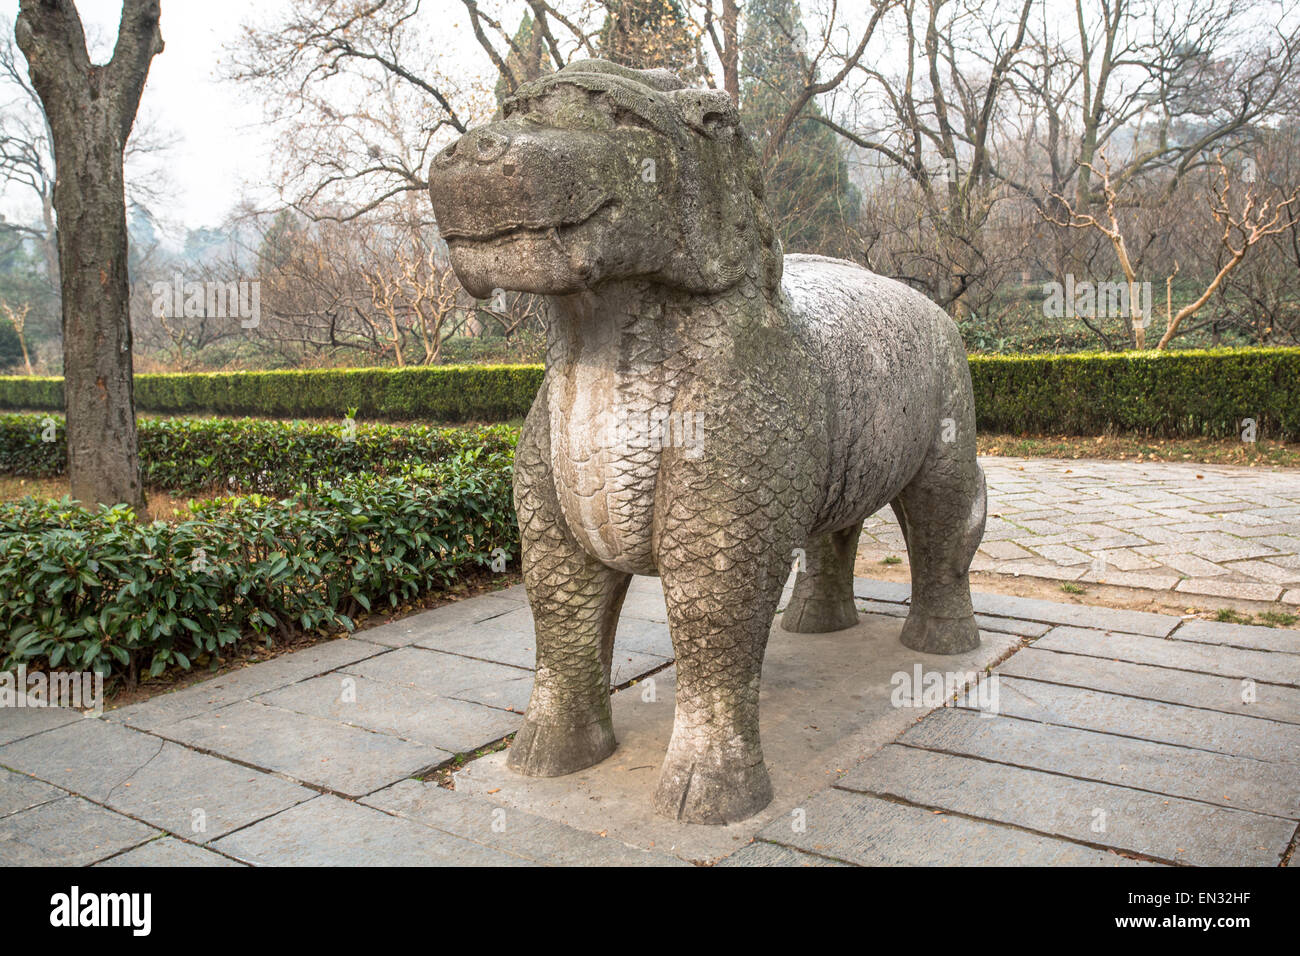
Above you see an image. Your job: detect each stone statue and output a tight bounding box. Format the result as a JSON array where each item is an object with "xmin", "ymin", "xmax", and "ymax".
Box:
[{"xmin": 427, "ymin": 59, "xmax": 987, "ymax": 825}]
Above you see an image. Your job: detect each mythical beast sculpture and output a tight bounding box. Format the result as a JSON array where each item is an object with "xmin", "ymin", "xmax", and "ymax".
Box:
[{"xmin": 427, "ymin": 59, "xmax": 987, "ymax": 825}]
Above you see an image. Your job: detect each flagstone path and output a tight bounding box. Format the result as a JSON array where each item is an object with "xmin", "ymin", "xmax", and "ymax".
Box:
[
  {"xmin": 859, "ymin": 457, "xmax": 1300, "ymax": 605},
  {"xmin": 3, "ymin": 573, "xmax": 1296, "ymax": 867}
]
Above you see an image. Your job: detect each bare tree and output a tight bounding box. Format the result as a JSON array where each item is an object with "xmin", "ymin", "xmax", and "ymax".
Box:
[
  {"xmin": 225, "ymin": 0, "xmax": 602, "ymax": 221},
  {"xmin": 1042, "ymin": 154, "xmax": 1152, "ymax": 346},
  {"xmin": 1156, "ymin": 162, "xmax": 1299, "ymax": 349},
  {"xmin": 1015, "ymin": 0, "xmax": 1299, "ymax": 213},
  {"xmin": 0, "ymin": 298, "xmax": 34, "ymax": 373},
  {"xmin": 820, "ymin": 0, "xmax": 1035, "ymax": 314},
  {"xmin": 16, "ymin": 0, "xmax": 163, "ymax": 509}
]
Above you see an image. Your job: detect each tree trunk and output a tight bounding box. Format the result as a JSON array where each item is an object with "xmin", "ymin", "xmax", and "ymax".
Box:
[
  {"xmin": 55, "ymin": 123, "xmax": 145, "ymax": 506},
  {"xmin": 16, "ymin": 0, "xmax": 163, "ymax": 511}
]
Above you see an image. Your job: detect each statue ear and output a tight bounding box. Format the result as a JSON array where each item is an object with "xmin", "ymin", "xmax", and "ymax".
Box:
[{"xmin": 669, "ymin": 89, "xmax": 739, "ymax": 137}]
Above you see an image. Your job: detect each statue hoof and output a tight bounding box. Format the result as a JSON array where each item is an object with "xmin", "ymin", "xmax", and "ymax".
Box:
[
  {"xmin": 506, "ymin": 713, "xmax": 616, "ymax": 777},
  {"xmin": 781, "ymin": 596, "xmax": 858, "ymax": 633},
  {"xmin": 653, "ymin": 752, "xmax": 772, "ymax": 825},
  {"xmin": 899, "ymin": 611, "xmax": 981, "ymax": 655}
]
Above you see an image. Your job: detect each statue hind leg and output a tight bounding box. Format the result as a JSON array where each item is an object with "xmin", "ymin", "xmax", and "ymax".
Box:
[
  {"xmin": 891, "ymin": 421, "xmax": 987, "ymax": 655},
  {"xmin": 781, "ymin": 525, "xmax": 861, "ymax": 633}
]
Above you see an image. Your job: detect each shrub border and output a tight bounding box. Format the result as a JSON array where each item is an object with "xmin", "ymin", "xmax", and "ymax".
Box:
[{"xmin": 2, "ymin": 348, "xmax": 1297, "ymax": 438}]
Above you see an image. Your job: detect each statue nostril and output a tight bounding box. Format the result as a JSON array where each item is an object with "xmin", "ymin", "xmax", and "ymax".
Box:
[
  {"xmin": 473, "ymin": 130, "xmax": 511, "ymax": 163},
  {"xmin": 434, "ymin": 139, "xmax": 459, "ymax": 168},
  {"xmin": 502, "ymin": 163, "xmax": 515, "ymax": 176}
]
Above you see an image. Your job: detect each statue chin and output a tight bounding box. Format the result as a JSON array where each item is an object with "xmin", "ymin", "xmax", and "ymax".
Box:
[{"xmin": 445, "ymin": 233, "xmax": 594, "ymax": 299}]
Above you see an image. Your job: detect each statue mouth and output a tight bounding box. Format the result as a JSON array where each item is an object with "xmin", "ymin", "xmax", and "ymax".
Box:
[{"xmin": 438, "ymin": 196, "xmax": 614, "ymax": 243}]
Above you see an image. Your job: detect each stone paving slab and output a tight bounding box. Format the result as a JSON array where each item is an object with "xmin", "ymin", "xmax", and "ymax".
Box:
[
  {"xmin": 408, "ymin": 617, "xmax": 669, "ymax": 688},
  {"xmin": 971, "ymin": 594, "xmax": 1180, "ymax": 636},
  {"xmin": 998, "ymin": 647, "xmax": 1300, "ymax": 725},
  {"xmin": 838, "ymin": 745, "xmax": 1292, "ymax": 866},
  {"xmin": 854, "ymin": 576, "xmax": 1185, "ymax": 638},
  {"xmin": 354, "ymin": 593, "xmax": 527, "ymax": 648},
  {"xmin": 972, "ymin": 615, "xmax": 1051, "ymax": 637},
  {"xmin": 1174, "ymin": 619, "xmax": 1300, "ymax": 654},
  {"xmin": 95, "ymin": 837, "xmax": 246, "ymax": 867},
  {"xmin": 901, "ymin": 707, "xmax": 1300, "ymax": 819},
  {"xmin": 363, "ymin": 780, "xmax": 687, "ymax": 866},
  {"xmin": 852, "ymin": 579, "xmax": 914, "ymax": 603},
  {"xmin": 342, "ymin": 646, "xmax": 532, "ymax": 707},
  {"xmin": 0, "ymin": 796, "xmax": 157, "ymax": 866},
  {"xmin": 106, "ymin": 638, "xmax": 387, "ymax": 731},
  {"xmin": 1176, "ymin": 578, "xmax": 1283, "ymax": 601},
  {"xmin": 256, "ymin": 673, "xmax": 521, "ymax": 754},
  {"xmin": 610, "ymin": 650, "xmax": 671, "ymax": 687},
  {"xmin": 1035, "ymin": 626, "xmax": 1300, "ymax": 686},
  {"xmin": 967, "ymin": 677, "xmax": 1300, "ymax": 765},
  {"xmin": 617, "ymin": 589, "xmax": 670, "ymax": 623},
  {"xmin": 0, "ymin": 703, "xmax": 84, "ymax": 747},
  {"xmin": 0, "ymin": 767, "xmax": 63, "ymax": 818},
  {"xmin": 852, "ymin": 594, "xmax": 1051, "ymax": 639},
  {"xmin": 715, "ymin": 841, "xmax": 849, "ymax": 866},
  {"xmin": 0, "ymin": 719, "xmax": 314, "ymax": 841},
  {"xmin": 610, "ymin": 617, "xmax": 674, "ymax": 659},
  {"xmin": 148, "ymin": 700, "xmax": 446, "ymax": 797},
  {"xmin": 750, "ymin": 788, "xmax": 1149, "ymax": 866},
  {"xmin": 414, "ymin": 620, "xmax": 537, "ymax": 669},
  {"xmin": 210, "ymin": 795, "xmax": 527, "ymax": 866}
]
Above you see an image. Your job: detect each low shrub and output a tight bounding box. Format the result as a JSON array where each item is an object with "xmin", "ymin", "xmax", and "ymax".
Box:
[
  {"xmin": 0, "ymin": 364, "xmax": 544, "ymax": 422},
  {"xmin": 969, "ymin": 347, "xmax": 1300, "ymax": 439},
  {"xmin": 0, "ymin": 413, "xmax": 519, "ymax": 494},
  {"xmin": 3, "ymin": 348, "xmax": 1298, "ymax": 438},
  {"xmin": 0, "ymin": 452, "xmax": 517, "ymax": 679}
]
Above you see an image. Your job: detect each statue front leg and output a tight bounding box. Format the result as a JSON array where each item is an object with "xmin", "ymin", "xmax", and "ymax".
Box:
[
  {"xmin": 653, "ymin": 547, "xmax": 787, "ymax": 824},
  {"xmin": 507, "ymin": 392, "xmax": 630, "ymax": 777},
  {"xmin": 651, "ymin": 438, "xmax": 810, "ymax": 825}
]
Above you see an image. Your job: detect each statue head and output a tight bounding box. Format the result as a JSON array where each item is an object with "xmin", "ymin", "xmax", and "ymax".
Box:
[{"xmin": 427, "ymin": 58, "xmax": 782, "ymax": 300}]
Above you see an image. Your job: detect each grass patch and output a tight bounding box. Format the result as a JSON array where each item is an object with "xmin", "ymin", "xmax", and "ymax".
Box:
[{"xmin": 1214, "ymin": 607, "xmax": 1299, "ymax": 628}]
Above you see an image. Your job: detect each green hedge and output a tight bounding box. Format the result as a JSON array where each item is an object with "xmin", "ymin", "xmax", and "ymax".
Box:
[
  {"xmin": 0, "ymin": 454, "xmax": 517, "ymax": 678},
  {"xmin": 969, "ymin": 348, "xmax": 1300, "ymax": 439},
  {"xmin": 0, "ymin": 414, "xmax": 519, "ymax": 495},
  {"xmin": 2, "ymin": 348, "xmax": 1297, "ymax": 438},
  {"xmin": 0, "ymin": 363, "xmax": 544, "ymax": 422}
]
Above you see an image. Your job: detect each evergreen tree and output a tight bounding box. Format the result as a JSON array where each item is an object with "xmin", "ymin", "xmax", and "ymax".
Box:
[
  {"xmin": 741, "ymin": 0, "xmax": 860, "ymax": 257},
  {"xmin": 597, "ymin": 0, "xmax": 706, "ymax": 83},
  {"xmin": 495, "ymin": 12, "xmax": 553, "ymax": 105},
  {"xmin": 258, "ymin": 209, "xmax": 302, "ymax": 273}
]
